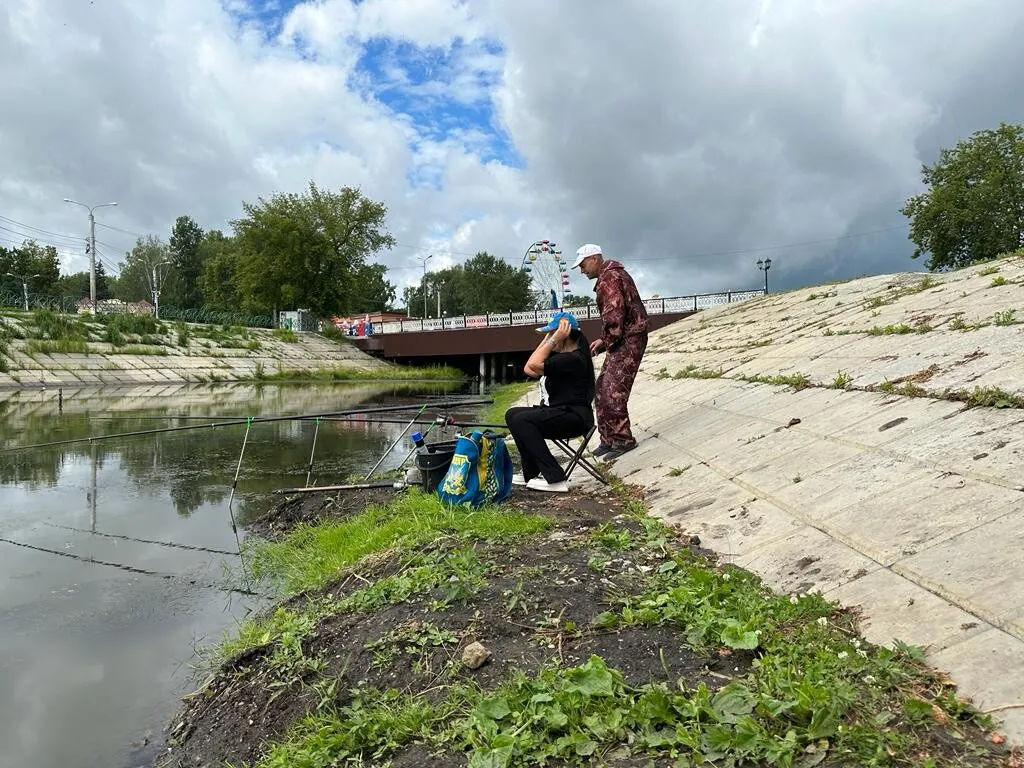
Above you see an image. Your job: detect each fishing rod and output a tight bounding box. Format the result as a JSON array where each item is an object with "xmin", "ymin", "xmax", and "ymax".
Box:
[
  {"xmin": 323, "ymin": 416, "xmax": 508, "ymax": 429},
  {"xmin": 226, "ymin": 416, "xmax": 253, "ymax": 570},
  {"xmin": 72, "ymin": 396, "xmax": 494, "ymax": 422},
  {"xmin": 0, "ymin": 398, "xmax": 495, "ymax": 454},
  {"xmin": 281, "ymin": 409, "xmax": 459, "ymax": 494},
  {"xmin": 273, "ymin": 479, "xmax": 406, "ymax": 495},
  {"xmin": 363, "ymin": 404, "xmax": 427, "ymax": 481},
  {"xmin": 77, "ymin": 401, "xmax": 493, "ymax": 422}
]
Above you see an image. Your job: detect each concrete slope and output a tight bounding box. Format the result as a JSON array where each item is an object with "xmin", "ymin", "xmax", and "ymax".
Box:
[
  {"xmin": 607, "ymin": 255, "xmax": 1024, "ymax": 741},
  {"xmin": 0, "ymin": 323, "xmax": 387, "ymax": 390}
]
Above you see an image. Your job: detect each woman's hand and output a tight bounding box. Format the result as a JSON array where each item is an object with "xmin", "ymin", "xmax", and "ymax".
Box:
[
  {"xmin": 551, "ymin": 317, "xmax": 572, "ymax": 343},
  {"xmin": 590, "ymin": 338, "xmax": 605, "ymax": 355}
]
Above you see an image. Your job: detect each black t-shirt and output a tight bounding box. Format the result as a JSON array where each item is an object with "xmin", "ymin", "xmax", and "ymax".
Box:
[{"xmin": 542, "ymin": 349, "xmax": 595, "ymax": 409}]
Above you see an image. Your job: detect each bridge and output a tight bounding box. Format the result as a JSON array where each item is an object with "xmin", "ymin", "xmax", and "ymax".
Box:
[{"xmin": 353, "ymin": 289, "xmax": 765, "ymax": 380}]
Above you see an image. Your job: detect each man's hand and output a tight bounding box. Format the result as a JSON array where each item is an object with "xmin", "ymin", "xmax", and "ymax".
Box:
[{"xmin": 590, "ymin": 338, "xmax": 605, "ymax": 355}]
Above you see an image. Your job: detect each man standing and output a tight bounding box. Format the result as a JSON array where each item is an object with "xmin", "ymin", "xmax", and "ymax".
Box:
[{"xmin": 572, "ymin": 243, "xmax": 649, "ymax": 461}]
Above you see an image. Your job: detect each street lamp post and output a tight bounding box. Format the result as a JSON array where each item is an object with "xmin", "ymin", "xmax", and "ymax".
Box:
[
  {"xmin": 417, "ymin": 254, "xmax": 433, "ymax": 319},
  {"xmin": 63, "ymin": 198, "xmax": 118, "ymax": 315},
  {"xmin": 756, "ymin": 257, "xmax": 772, "ymax": 294},
  {"xmin": 5, "ymin": 272, "xmax": 40, "ymax": 311},
  {"xmin": 151, "ymin": 260, "xmax": 171, "ymax": 319}
]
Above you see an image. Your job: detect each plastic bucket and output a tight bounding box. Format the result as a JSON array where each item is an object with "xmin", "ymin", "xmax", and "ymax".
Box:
[{"xmin": 414, "ymin": 440, "xmax": 457, "ymax": 492}]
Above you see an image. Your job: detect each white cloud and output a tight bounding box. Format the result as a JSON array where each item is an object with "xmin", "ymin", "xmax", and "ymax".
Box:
[{"xmin": 2, "ymin": 0, "xmax": 1024, "ymax": 304}]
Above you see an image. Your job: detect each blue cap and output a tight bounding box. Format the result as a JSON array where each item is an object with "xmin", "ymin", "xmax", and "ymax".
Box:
[
  {"xmin": 536, "ymin": 311, "xmax": 579, "ymax": 334},
  {"xmin": 411, "ymin": 431, "xmax": 423, "ymax": 442}
]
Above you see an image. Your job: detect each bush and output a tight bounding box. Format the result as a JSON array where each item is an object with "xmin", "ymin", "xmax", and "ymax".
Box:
[
  {"xmin": 104, "ymin": 326, "xmax": 125, "ymax": 347},
  {"xmin": 31, "ymin": 309, "xmax": 88, "ymax": 341},
  {"xmin": 273, "ymin": 328, "xmax": 299, "ymax": 343},
  {"xmin": 320, "ymin": 325, "xmax": 346, "ymax": 342},
  {"xmin": 104, "ymin": 313, "xmax": 162, "ymax": 336}
]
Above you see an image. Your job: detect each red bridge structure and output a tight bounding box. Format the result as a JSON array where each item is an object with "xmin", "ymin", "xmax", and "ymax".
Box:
[{"xmin": 352, "ymin": 290, "xmax": 765, "ymax": 381}]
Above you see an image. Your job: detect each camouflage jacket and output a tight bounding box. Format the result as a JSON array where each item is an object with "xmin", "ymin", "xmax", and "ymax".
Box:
[{"xmin": 594, "ymin": 260, "xmax": 649, "ymax": 351}]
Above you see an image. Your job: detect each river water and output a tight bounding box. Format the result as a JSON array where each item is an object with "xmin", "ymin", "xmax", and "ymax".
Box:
[{"xmin": 0, "ymin": 381, "xmax": 472, "ymax": 768}]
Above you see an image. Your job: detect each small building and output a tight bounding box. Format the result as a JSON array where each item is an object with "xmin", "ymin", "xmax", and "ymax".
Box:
[{"xmin": 75, "ymin": 298, "xmax": 155, "ymax": 316}]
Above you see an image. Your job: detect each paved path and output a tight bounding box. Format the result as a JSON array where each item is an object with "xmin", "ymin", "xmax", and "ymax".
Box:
[{"xmin": 603, "ymin": 256, "xmax": 1024, "ymax": 741}]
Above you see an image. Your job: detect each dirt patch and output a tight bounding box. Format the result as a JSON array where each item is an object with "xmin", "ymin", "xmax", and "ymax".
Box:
[
  {"xmin": 159, "ymin": 485, "xmax": 1019, "ymax": 768},
  {"xmin": 893, "ymin": 363, "xmax": 941, "ymax": 385},
  {"xmin": 247, "ymin": 486, "xmax": 405, "ymax": 538}
]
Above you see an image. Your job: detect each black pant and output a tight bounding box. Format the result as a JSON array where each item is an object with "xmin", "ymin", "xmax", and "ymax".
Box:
[{"xmin": 505, "ymin": 405, "xmax": 594, "ymax": 483}]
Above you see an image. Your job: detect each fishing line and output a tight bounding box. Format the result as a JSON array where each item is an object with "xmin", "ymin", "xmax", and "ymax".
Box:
[
  {"xmin": 40, "ymin": 521, "xmax": 238, "ymax": 557},
  {"xmin": 0, "ymin": 535, "xmax": 262, "ymax": 598}
]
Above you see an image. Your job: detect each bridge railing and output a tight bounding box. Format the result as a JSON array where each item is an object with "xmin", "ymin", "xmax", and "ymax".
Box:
[{"xmin": 372, "ymin": 289, "xmax": 766, "ymax": 335}]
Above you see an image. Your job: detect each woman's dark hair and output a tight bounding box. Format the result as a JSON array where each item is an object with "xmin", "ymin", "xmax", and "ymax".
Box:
[{"xmin": 570, "ymin": 327, "xmax": 597, "ymax": 403}]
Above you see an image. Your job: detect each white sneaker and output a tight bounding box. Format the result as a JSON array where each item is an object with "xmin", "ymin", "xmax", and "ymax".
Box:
[
  {"xmin": 526, "ymin": 478, "xmax": 569, "ymax": 493},
  {"xmin": 511, "ymin": 473, "xmax": 527, "ymax": 486}
]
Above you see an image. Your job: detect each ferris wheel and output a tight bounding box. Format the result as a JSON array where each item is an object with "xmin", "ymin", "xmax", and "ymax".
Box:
[{"xmin": 520, "ymin": 239, "xmax": 574, "ymax": 309}]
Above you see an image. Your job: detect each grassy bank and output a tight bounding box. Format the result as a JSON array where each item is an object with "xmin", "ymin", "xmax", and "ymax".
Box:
[
  {"xmin": 166, "ymin": 484, "xmax": 1014, "ymax": 768},
  {"xmin": 478, "ymin": 381, "xmax": 535, "ymax": 424},
  {"xmin": 248, "ymin": 362, "xmax": 464, "ymax": 383}
]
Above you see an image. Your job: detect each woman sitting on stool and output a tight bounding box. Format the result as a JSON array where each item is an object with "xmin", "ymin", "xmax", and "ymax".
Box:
[{"xmin": 505, "ymin": 312, "xmax": 596, "ymax": 493}]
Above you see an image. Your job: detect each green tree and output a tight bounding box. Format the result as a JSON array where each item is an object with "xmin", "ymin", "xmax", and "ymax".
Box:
[
  {"xmin": 197, "ymin": 230, "xmax": 241, "ymax": 311},
  {"xmin": 0, "ymin": 240, "xmax": 61, "ymax": 297},
  {"xmin": 901, "ymin": 122, "xmax": 1024, "ymax": 271},
  {"xmin": 0, "ymin": 246, "xmax": 19, "ymax": 298},
  {"xmin": 168, "ymin": 215, "xmax": 205, "ymax": 309},
  {"xmin": 116, "ymin": 236, "xmax": 172, "ymax": 303},
  {"xmin": 231, "ymin": 182, "xmax": 396, "ymax": 316},
  {"xmin": 563, "ymin": 293, "xmax": 592, "ymax": 308},
  {"xmin": 402, "ymin": 252, "xmax": 532, "ymax": 317},
  {"xmin": 458, "ymin": 252, "xmax": 532, "ymax": 313},
  {"xmin": 55, "ymin": 263, "xmax": 110, "ymax": 300},
  {"xmin": 350, "ymin": 262, "xmax": 397, "ymax": 313}
]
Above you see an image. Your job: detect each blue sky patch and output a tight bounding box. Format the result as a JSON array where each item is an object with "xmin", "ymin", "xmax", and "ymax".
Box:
[
  {"xmin": 353, "ymin": 36, "xmax": 521, "ymax": 171},
  {"xmin": 234, "ymin": 0, "xmax": 523, "ymax": 183}
]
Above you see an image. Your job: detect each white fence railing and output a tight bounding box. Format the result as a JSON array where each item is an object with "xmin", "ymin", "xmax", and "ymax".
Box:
[{"xmin": 372, "ymin": 289, "xmax": 765, "ymax": 336}]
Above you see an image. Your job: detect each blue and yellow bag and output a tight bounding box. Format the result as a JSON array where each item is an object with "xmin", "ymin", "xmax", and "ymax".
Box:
[{"xmin": 437, "ymin": 430, "xmax": 513, "ymax": 508}]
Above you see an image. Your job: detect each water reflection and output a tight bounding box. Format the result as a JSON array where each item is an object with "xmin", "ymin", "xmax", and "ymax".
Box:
[{"xmin": 0, "ymin": 381, "xmax": 468, "ymax": 768}]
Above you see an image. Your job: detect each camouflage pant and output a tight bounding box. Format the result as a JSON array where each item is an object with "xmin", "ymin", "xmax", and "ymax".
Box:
[{"xmin": 595, "ymin": 333, "xmax": 647, "ymax": 447}]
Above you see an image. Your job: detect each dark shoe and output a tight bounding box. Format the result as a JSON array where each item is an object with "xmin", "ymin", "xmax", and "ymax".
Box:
[
  {"xmin": 600, "ymin": 443, "xmax": 637, "ymax": 462},
  {"xmin": 591, "ymin": 443, "xmax": 612, "ymax": 458}
]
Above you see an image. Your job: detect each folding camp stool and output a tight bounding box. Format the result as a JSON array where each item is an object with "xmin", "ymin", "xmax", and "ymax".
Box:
[{"xmin": 551, "ymin": 424, "xmax": 608, "ymax": 485}]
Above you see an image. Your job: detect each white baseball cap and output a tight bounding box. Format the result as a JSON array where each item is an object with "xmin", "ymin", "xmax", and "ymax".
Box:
[{"xmin": 572, "ymin": 243, "xmax": 602, "ymax": 269}]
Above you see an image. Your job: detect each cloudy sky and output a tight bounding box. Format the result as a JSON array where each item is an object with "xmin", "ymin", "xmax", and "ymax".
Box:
[{"xmin": 2, "ymin": 0, "xmax": 1023, "ymax": 301}]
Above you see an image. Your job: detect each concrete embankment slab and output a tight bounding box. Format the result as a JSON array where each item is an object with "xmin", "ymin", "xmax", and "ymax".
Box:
[
  {"xmin": 0, "ymin": 322, "xmax": 389, "ymax": 390},
  {"xmin": 607, "ymin": 256, "xmax": 1024, "ymax": 741}
]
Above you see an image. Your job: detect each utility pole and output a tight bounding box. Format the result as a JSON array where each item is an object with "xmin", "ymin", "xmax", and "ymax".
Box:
[
  {"xmin": 417, "ymin": 253, "xmax": 433, "ymax": 319},
  {"xmin": 436, "ymin": 286, "xmax": 441, "ymax": 319},
  {"xmin": 64, "ymin": 198, "xmax": 117, "ymax": 314},
  {"xmin": 6, "ymin": 272, "xmax": 40, "ymax": 311}
]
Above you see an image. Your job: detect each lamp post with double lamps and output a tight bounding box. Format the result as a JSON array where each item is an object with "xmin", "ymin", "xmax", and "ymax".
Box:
[
  {"xmin": 756, "ymin": 257, "xmax": 772, "ymax": 294},
  {"xmin": 63, "ymin": 198, "xmax": 118, "ymax": 314},
  {"xmin": 5, "ymin": 272, "xmax": 40, "ymax": 311},
  {"xmin": 151, "ymin": 260, "xmax": 171, "ymax": 318}
]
